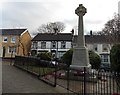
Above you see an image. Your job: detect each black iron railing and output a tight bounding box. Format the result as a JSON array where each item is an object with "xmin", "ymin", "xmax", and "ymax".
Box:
[
  {"xmin": 14, "ymin": 56, "xmax": 57, "ymax": 87},
  {"xmin": 14, "ymin": 56, "xmax": 120, "ymax": 94}
]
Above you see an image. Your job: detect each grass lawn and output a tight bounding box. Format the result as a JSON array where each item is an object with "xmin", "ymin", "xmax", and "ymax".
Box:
[{"xmin": 16, "ymin": 65, "xmax": 55, "ymax": 76}]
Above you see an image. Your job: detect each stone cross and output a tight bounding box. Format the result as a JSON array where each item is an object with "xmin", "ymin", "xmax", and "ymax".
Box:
[
  {"xmin": 75, "ymin": 4, "xmax": 86, "ymax": 48},
  {"xmin": 70, "ymin": 4, "xmax": 91, "ymax": 70}
]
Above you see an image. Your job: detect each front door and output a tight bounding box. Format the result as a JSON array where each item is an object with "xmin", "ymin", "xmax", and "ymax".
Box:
[{"xmin": 2, "ymin": 47, "xmax": 6, "ymax": 57}]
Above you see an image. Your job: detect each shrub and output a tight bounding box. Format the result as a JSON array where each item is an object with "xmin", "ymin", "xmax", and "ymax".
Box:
[
  {"xmin": 88, "ymin": 50, "xmax": 101, "ymax": 70},
  {"xmin": 61, "ymin": 48, "xmax": 73, "ymax": 66},
  {"xmin": 36, "ymin": 52, "xmax": 52, "ymax": 61},
  {"xmin": 110, "ymin": 44, "xmax": 120, "ymax": 72},
  {"xmin": 61, "ymin": 49, "xmax": 101, "ymax": 69}
]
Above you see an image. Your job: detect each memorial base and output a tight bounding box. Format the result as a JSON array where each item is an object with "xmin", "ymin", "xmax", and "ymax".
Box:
[{"xmin": 70, "ymin": 47, "xmax": 91, "ymax": 70}]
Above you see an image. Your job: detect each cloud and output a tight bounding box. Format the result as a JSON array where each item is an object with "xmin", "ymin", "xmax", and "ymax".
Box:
[
  {"xmin": 1, "ymin": 0, "xmax": 120, "ymax": 35},
  {"xmin": 2, "ymin": 2, "xmax": 63, "ymax": 33},
  {"xmin": 85, "ymin": 19, "xmax": 103, "ymax": 25}
]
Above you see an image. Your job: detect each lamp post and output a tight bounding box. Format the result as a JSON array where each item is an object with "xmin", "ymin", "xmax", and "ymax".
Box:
[
  {"xmin": 53, "ymin": 27, "xmax": 58, "ymax": 87},
  {"xmin": 53, "ymin": 27, "xmax": 58, "ymax": 61}
]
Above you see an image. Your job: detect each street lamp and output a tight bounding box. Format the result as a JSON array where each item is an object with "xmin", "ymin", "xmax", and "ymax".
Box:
[
  {"xmin": 53, "ymin": 27, "xmax": 58, "ymax": 61},
  {"xmin": 53, "ymin": 27, "xmax": 58, "ymax": 87}
]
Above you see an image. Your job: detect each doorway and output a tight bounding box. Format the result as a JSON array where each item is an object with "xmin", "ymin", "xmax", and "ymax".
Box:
[{"xmin": 2, "ymin": 47, "xmax": 6, "ymax": 57}]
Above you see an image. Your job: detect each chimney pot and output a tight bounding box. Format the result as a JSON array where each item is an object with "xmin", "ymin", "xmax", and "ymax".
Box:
[{"xmin": 90, "ymin": 30, "xmax": 92, "ymax": 35}]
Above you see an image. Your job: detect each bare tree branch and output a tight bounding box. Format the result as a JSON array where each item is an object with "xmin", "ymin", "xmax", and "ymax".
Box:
[
  {"xmin": 37, "ymin": 21, "xmax": 65, "ymax": 33},
  {"xmin": 97, "ymin": 13, "xmax": 120, "ymax": 44}
]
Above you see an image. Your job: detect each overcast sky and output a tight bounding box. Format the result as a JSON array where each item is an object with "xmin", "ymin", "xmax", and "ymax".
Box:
[{"xmin": 0, "ymin": 0, "xmax": 120, "ymax": 36}]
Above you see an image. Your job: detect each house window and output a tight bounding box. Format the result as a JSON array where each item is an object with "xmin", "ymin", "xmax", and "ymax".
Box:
[
  {"xmin": 3, "ymin": 37, "xmax": 8, "ymax": 42},
  {"xmin": 51, "ymin": 41, "xmax": 56, "ymax": 48},
  {"xmin": 11, "ymin": 37, "xmax": 16, "ymax": 43},
  {"xmin": 102, "ymin": 44, "xmax": 108, "ymax": 52},
  {"xmin": 32, "ymin": 42, "xmax": 38, "ymax": 49},
  {"xmin": 59, "ymin": 52, "xmax": 65, "ymax": 58},
  {"xmin": 101, "ymin": 55, "xmax": 109, "ymax": 63},
  {"xmin": 93, "ymin": 44, "xmax": 97, "ymax": 51},
  {"xmin": 71, "ymin": 43, "xmax": 73, "ymax": 48},
  {"xmin": 9, "ymin": 46, "xmax": 16, "ymax": 54},
  {"xmin": 41, "ymin": 42, "xmax": 46, "ymax": 49},
  {"xmin": 61, "ymin": 41, "xmax": 66, "ymax": 49}
]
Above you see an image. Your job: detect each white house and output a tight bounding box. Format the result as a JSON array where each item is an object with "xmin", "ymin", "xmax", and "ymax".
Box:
[
  {"xmin": 31, "ymin": 33, "xmax": 73, "ymax": 58},
  {"xmin": 31, "ymin": 32, "xmax": 119, "ymax": 64},
  {"xmin": 85, "ymin": 35, "xmax": 112, "ymax": 64},
  {"xmin": 73, "ymin": 34, "xmax": 113, "ymax": 64}
]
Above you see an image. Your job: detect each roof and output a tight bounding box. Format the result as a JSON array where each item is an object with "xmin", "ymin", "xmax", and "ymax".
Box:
[
  {"xmin": 0, "ymin": 29, "xmax": 27, "ymax": 35},
  {"xmin": 85, "ymin": 35, "xmax": 110, "ymax": 44},
  {"xmin": 32, "ymin": 33, "xmax": 73, "ymax": 41},
  {"xmin": 32, "ymin": 33, "xmax": 120, "ymax": 44},
  {"xmin": 71, "ymin": 35, "xmax": 110, "ymax": 44}
]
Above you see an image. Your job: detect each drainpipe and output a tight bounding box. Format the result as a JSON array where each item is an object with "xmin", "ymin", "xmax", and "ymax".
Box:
[{"xmin": 17, "ymin": 36, "xmax": 20, "ymax": 55}]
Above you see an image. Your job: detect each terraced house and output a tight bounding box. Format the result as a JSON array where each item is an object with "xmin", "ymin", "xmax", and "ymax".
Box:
[
  {"xmin": 31, "ymin": 33, "xmax": 73, "ymax": 58},
  {"xmin": 0, "ymin": 29, "xmax": 31, "ymax": 58},
  {"xmin": 31, "ymin": 32, "xmax": 120, "ymax": 65}
]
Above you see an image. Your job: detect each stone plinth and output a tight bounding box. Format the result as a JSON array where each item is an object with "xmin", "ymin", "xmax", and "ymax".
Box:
[{"xmin": 71, "ymin": 47, "xmax": 91, "ymax": 70}]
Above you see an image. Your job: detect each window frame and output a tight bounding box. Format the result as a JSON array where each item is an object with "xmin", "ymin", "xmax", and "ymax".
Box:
[
  {"xmin": 8, "ymin": 46, "xmax": 17, "ymax": 54},
  {"xmin": 101, "ymin": 54, "xmax": 109, "ymax": 63},
  {"xmin": 32, "ymin": 42, "xmax": 38, "ymax": 49},
  {"xmin": 93, "ymin": 44, "xmax": 98, "ymax": 51},
  {"xmin": 41, "ymin": 41, "xmax": 46, "ymax": 49},
  {"xmin": 3, "ymin": 37, "xmax": 8, "ymax": 43},
  {"xmin": 11, "ymin": 36, "xmax": 16, "ymax": 43},
  {"xmin": 61, "ymin": 41, "xmax": 66, "ymax": 49},
  {"xmin": 51, "ymin": 41, "xmax": 56, "ymax": 49},
  {"xmin": 102, "ymin": 44, "xmax": 108, "ymax": 52}
]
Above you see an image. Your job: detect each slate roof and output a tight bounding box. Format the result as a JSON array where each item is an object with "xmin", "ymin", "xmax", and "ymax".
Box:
[
  {"xmin": 32, "ymin": 33, "xmax": 120, "ymax": 44},
  {"xmin": 85, "ymin": 35, "xmax": 110, "ymax": 44},
  {"xmin": 32, "ymin": 33, "xmax": 73, "ymax": 41},
  {"xmin": 73, "ymin": 35, "xmax": 114, "ymax": 44},
  {"xmin": 0, "ymin": 29, "xmax": 27, "ymax": 35},
  {"xmin": 74, "ymin": 35, "xmax": 120, "ymax": 44}
]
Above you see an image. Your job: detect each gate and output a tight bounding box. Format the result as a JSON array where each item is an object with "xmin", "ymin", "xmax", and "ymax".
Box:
[{"xmin": 14, "ymin": 56, "xmax": 120, "ymax": 95}]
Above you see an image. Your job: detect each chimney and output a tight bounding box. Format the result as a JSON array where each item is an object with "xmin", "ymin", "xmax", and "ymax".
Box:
[
  {"xmin": 71, "ymin": 29, "xmax": 74, "ymax": 35},
  {"xmin": 90, "ymin": 30, "xmax": 92, "ymax": 36}
]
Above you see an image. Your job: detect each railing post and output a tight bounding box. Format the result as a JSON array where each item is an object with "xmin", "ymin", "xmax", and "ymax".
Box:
[
  {"xmin": 84, "ymin": 67, "xmax": 86, "ymax": 95},
  {"xmin": 54, "ymin": 61, "xmax": 57, "ymax": 87},
  {"xmin": 10, "ymin": 51, "xmax": 13, "ymax": 65},
  {"xmin": 67, "ymin": 65, "xmax": 69, "ymax": 90}
]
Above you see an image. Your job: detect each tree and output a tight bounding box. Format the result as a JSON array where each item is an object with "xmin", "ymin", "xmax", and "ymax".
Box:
[
  {"xmin": 37, "ymin": 22, "xmax": 65, "ymax": 33},
  {"xmin": 61, "ymin": 49, "xmax": 101, "ymax": 69},
  {"xmin": 19, "ymin": 39, "xmax": 25, "ymax": 55},
  {"xmin": 110, "ymin": 44, "xmax": 120, "ymax": 72},
  {"xmin": 18, "ymin": 35, "xmax": 31, "ymax": 56},
  {"xmin": 36, "ymin": 52, "xmax": 52, "ymax": 61},
  {"xmin": 97, "ymin": 13, "xmax": 120, "ymax": 44}
]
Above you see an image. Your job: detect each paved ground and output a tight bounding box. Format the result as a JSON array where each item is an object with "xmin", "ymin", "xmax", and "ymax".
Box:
[
  {"xmin": 0, "ymin": 59, "xmax": 2, "ymax": 94},
  {"xmin": 2, "ymin": 59, "xmax": 69, "ymax": 93}
]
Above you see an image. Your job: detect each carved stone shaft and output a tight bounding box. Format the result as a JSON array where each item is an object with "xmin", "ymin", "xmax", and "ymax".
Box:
[{"xmin": 75, "ymin": 4, "xmax": 86, "ymax": 47}]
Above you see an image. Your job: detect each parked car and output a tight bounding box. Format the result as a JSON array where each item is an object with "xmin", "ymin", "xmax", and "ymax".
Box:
[{"xmin": 99, "ymin": 63, "xmax": 111, "ymax": 72}]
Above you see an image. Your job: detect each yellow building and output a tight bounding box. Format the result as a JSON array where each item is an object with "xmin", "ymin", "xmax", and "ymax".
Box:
[{"xmin": 0, "ymin": 29, "xmax": 31, "ymax": 58}]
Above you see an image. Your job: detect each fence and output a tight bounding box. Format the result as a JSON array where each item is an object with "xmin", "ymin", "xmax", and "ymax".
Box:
[
  {"xmin": 14, "ymin": 56, "xmax": 120, "ymax": 95},
  {"xmin": 14, "ymin": 56, "xmax": 57, "ymax": 87}
]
